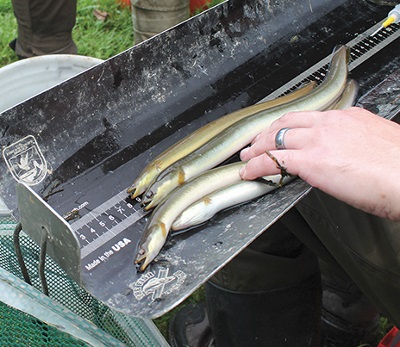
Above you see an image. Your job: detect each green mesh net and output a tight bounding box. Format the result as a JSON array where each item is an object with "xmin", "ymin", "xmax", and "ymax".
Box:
[
  {"xmin": 0, "ymin": 215, "xmax": 167, "ymax": 347},
  {"xmin": 0, "ymin": 302, "xmax": 88, "ymax": 347}
]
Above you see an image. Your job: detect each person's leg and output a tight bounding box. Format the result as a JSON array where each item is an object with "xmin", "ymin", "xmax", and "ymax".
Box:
[
  {"xmin": 170, "ymin": 208, "xmax": 323, "ymax": 347},
  {"xmin": 11, "ymin": 0, "xmax": 77, "ymax": 58},
  {"xmin": 131, "ymin": 0, "xmax": 190, "ymax": 44},
  {"xmin": 295, "ymin": 190, "xmax": 400, "ymax": 342}
]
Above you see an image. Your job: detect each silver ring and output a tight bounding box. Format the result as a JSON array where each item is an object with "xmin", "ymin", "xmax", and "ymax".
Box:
[{"xmin": 275, "ymin": 127, "xmax": 291, "ymax": 150}]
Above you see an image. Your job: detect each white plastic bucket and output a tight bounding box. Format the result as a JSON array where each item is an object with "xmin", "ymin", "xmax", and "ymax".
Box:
[
  {"xmin": 0, "ymin": 54, "xmax": 103, "ymax": 113},
  {"xmin": 0, "ymin": 54, "xmax": 103, "ymax": 215}
]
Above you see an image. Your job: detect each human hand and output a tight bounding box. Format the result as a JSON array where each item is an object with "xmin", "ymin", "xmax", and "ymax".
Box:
[{"xmin": 239, "ymin": 107, "xmax": 400, "ymax": 220}]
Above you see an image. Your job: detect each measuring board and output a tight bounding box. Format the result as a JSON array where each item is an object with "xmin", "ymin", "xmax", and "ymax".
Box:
[{"xmin": 5, "ymin": 0, "xmax": 400, "ymax": 318}]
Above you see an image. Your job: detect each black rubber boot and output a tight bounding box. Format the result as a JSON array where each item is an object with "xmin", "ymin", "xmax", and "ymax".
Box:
[
  {"xmin": 205, "ymin": 273, "xmax": 323, "ymax": 347},
  {"xmin": 8, "ymin": 39, "xmax": 25, "ymax": 60},
  {"xmin": 320, "ymin": 260, "xmax": 380, "ymax": 347},
  {"xmin": 168, "ymin": 302, "xmax": 215, "ymax": 347}
]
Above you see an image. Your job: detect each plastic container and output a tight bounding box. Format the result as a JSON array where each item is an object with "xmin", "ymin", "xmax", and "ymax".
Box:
[
  {"xmin": 190, "ymin": 0, "xmax": 209, "ymax": 14},
  {"xmin": 379, "ymin": 327, "xmax": 400, "ymax": 347},
  {"xmin": 0, "ymin": 54, "xmax": 103, "ymax": 114},
  {"xmin": 116, "ymin": 0, "xmax": 131, "ymax": 7}
]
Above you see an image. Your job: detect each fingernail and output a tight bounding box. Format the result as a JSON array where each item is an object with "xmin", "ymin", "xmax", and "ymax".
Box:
[
  {"xmin": 239, "ymin": 166, "xmax": 246, "ymax": 178},
  {"xmin": 240, "ymin": 148, "xmax": 248, "ymax": 160}
]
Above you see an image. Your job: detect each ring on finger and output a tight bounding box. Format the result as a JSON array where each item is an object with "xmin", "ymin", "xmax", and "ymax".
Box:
[{"xmin": 275, "ymin": 127, "xmax": 291, "ymax": 150}]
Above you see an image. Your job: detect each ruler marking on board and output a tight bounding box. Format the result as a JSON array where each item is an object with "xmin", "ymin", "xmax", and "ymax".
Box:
[{"xmin": 263, "ymin": 22, "xmax": 399, "ymax": 101}]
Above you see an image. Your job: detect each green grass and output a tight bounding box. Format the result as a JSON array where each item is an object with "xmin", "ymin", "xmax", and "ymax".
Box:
[
  {"xmin": 73, "ymin": 0, "xmax": 134, "ymax": 59},
  {"xmin": 0, "ymin": 0, "xmax": 17, "ymax": 67}
]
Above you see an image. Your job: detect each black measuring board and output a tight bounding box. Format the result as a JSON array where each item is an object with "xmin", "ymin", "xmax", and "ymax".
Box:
[{"xmin": 48, "ymin": 57, "xmax": 400, "ymax": 319}]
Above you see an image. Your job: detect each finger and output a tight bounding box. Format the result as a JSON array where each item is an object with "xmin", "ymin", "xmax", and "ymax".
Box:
[
  {"xmin": 250, "ymin": 132, "xmax": 263, "ymax": 145},
  {"xmin": 240, "ymin": 151, "xmax": 299, "ymax": 180},
  {"xmin": 248, "ymin": 110, "xmax": 327, "ymax": 148},
  {"xmin": 268, "ymin": 110, "xmax": 325, "ymax": 133},
  {"xmin": 241, "ymin": 128, "xmax": 308, "ymax": 161},
  {"xmin": 248, "ymin": 110, "xmax": 321, "ymax": 146}
]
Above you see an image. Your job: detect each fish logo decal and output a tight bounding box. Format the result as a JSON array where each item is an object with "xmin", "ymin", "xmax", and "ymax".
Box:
[
  {"xmin": 3, "ymin": 135, "xmax": 47, "ymax": 186},
  {"xmin": 132, "ymin": 268, "xmax": 187, "ymax": 301}
]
